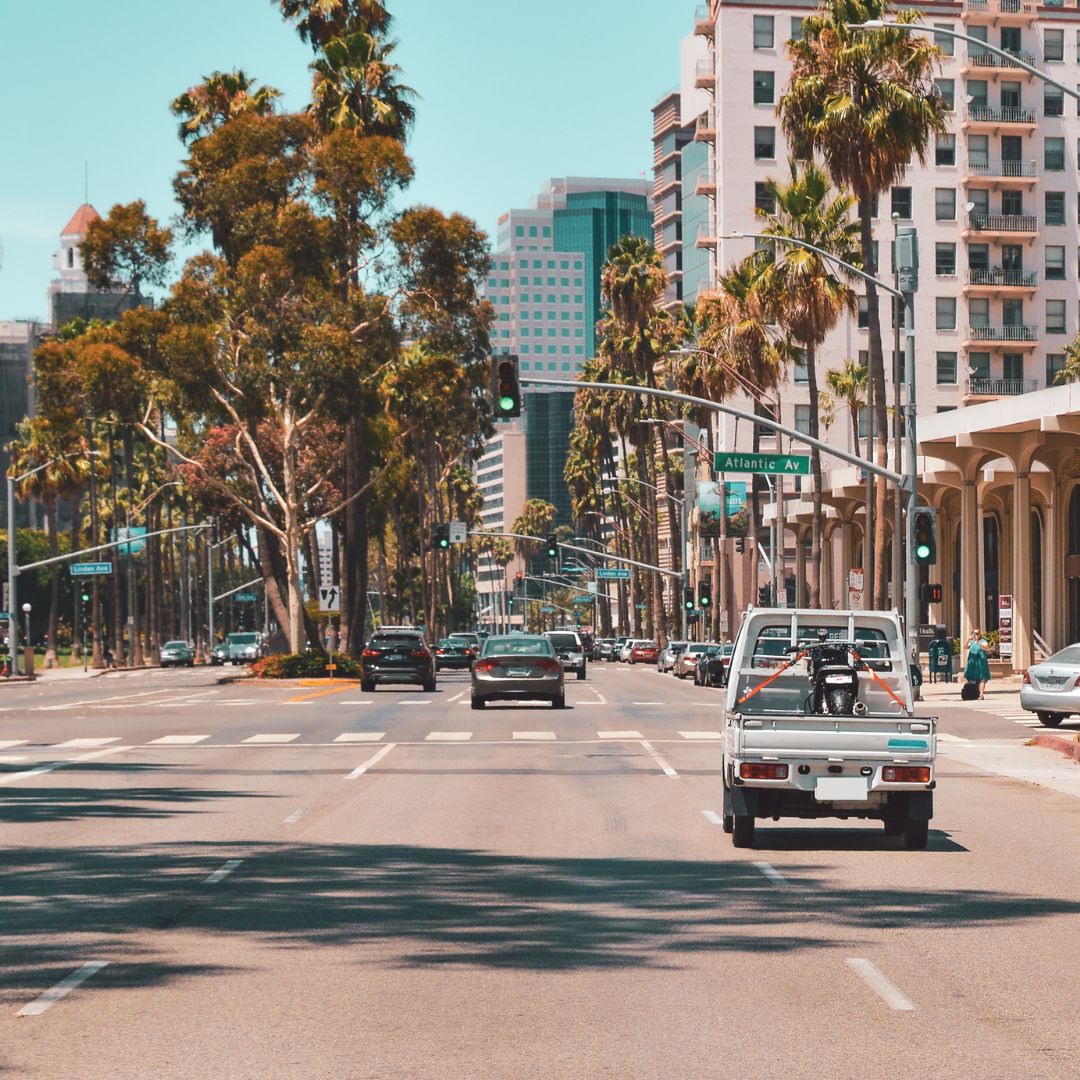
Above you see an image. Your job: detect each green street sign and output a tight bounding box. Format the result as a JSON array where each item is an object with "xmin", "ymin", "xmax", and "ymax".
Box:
[
  {"xmin": 596, "ymin": 567, "xmax": 631, "ymax": 580},
  {"xmin": 0, "ymin": 612, "xmax": 8, "ymax": 620},
  {"xmin": 635, "ymin": 603, "xmax": 647, "ymax": 610},
  {"xmin": 235, "ymin": 593, "xmax": 257, "ymax": 602},
  {"xmin": 540, "ymin": 605, "xmax": 556, "ymax": 612},
  {"xmin": 70, "ymin": 562, "xmax": 113, "ymax": 576},
  {"xmin": 714, "ymin": 451, "xmax": 810, "ymax": 475}
]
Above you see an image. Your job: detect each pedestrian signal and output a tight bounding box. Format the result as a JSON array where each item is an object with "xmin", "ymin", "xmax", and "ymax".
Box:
[
  {"xmin": 912, "ymin": 508, "xmax": 937, "ymax": 566},
  {"xmin": 921, "ymin": 583, "xmax": 943, "ymax": 604},
  {"xmin": 734, "ymin": 536, "xmax": 745, "ymax": 554}
]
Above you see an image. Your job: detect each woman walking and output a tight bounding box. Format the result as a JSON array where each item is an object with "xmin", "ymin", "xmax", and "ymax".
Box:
[{"xmin": 964, "ymin": 631, "xmax": 991, "ymax": 700}]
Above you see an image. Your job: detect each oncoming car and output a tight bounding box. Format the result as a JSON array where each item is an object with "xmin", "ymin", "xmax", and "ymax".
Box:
[
  {"xmin": 544, "ymin": 630, "xmax": 587, "ymax": 680},
  {"xmin": 160, "ymin": 640, "xmax": 194, "ymax": 667},
  {"xmin": 471, "ymin": 634, "xmax": 565, "ymax": 709}
]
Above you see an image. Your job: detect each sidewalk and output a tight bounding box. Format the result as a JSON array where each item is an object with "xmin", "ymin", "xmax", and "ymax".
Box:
[{"xmin": 918, "ymin": 676, "xmax": 1023, "ymax": 702}]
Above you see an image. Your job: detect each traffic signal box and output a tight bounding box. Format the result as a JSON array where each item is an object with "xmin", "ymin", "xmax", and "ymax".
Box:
[
  {"xmin": 683, "ymin": 587, "xmax": 694, "ymax": 611},
  {"xmin": 912, "ymin": 508, "xmax": 937, "ymax": 566},
  {"xmin": 433, "ymin": 524, "xmax": 450, "ymax": 550},
  {"xmin": 698, "ymin": 584, "xmax": 712, "ymax": 609},
  {"xmin": 545, "ymin": 534, "xmax": 558, "ymax": 558},
  {"xmin": 921, "ymin": 583, "xmax": 943, "ymax": 604},
  {"xmin": 492, "ymin": 355, "xmax": 521, "ymax": 418}
]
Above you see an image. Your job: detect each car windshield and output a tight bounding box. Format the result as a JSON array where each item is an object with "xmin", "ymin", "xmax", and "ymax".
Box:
[
  {"xmin": 482, "ymin": 636, "xmax": 554, "ymax": 657},
  {"xmin": 163, "ymin": 641, "xmax": 188, "ymax": 649},
  {"xmin": 546, "ymin": 633, "xmax": 580, "ymax": 649},
  {"xmin": 229, "ymin": 634, "xmax": 257, "ymax": 645},
  {"xmin": 1046, "ymin": 645, "xmax": 1080, "ymax": 666},
  {"xmin": 635, "ymin": 642, "xmax": 657, "ymax": 649}
]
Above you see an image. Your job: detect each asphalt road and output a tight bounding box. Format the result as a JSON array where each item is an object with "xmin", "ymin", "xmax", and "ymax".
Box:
[{"xmin": 1, "ymin": 663, "xmax": 1079, "ymax": 1078}]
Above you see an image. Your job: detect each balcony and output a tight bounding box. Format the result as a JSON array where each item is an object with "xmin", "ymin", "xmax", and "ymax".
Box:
[
  {"xmin": 961, "ymin": 159, "xmax": 1037, "ymax": 186},
  {"xmin": 961, "ymin": 213, "xmax": 1039, "ymax": 239},
  {"xmin": 694, "ymin": 168, "xmax": 716, "ymax": 196},
  {"xmin": 964, "ymin": 267, "xmax": 1039, "ymax": 293},
  {"xmin": 961, "ymin": 105, "xmax": 1038, "ymax": 132},
  {"xmin": 964, "ymin": 324, "xmax": 1039, "ymax": 347},
  {"xmin": 962, "ymin": 49, "xmax": 1037, "ymax": 76},
  {"xmin": 961, "ymin": 0, "xmax": 1037, "ymax": 21},
  {"xmin": 694, "ymin": 3, "xmax": 714, "ymax": 37},
  {"xmin": 695, "ymin": 59, "xmax": 714, "ymax": 90},
  {"xmin": 694, "ymin": 112, "xmax": 716, "ymax": 142},
  {"xmin": 696, "ymin": 223, "xmax": 718, "ymax": 248},
  {"xmin": 964, "ymin": 377, "xmax": 1039, "ymax": 401}
]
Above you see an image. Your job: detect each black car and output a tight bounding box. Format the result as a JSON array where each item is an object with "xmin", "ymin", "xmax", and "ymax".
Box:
[
  {"xmin": 434, "ymin": 637, "xmax": 475, "ymax": 671},
  {"xmin": 695, "ymin": 643, "xmax": 734, "ymax": 688},
  {"xmin": 361, "ymin": 631, "xmax": 436, "ymax": 692}
]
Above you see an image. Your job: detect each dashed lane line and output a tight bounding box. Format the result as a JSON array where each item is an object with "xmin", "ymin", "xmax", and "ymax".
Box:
[
  {"xmin": 16, "ymin": 962, "xmax": 110, "ymax": 1018},
  {"xmin": 447, "ymin": 691, "xmax": 466, "ymax": 703},
  {"xmin": 845, "ymin": 958, "xmax": 916, "ymax": 1011},
  {"xmin": 639, "ymin": 739, "xmax": 678, "ymax": 778},
  {"xmin": 679, "ymin": 730, "xmax": 723, "ymax": 740},
  {"xmin": 202, "ymin": 859, "xmax": 243, "ymax": 886},
  {"xmin": 333, "ymin": 732, "xmax": 385, "ymax": 742},
  {"xmin": 0, "ymin": 745, "xmax": 131, "ymax": 787},
  {"xmin": 54, "ymin": 737, "xmax": 120, "ymax": 749},
  {"xmin": 344, "ymin": 742, "xmax": 397, "ymax": 779},
  {"xmin": 149, "ymin": 735, "xmax": 212, "ymax": 745},
  {"xmin": 751, "ymin": 861, "xmax": 791, "ymax": 887},
  {"xmin": 336, "ymin": 700, "xmax": 373, "ymax": 705},
  {"xmin": 242, "ymin": 733, "xmax": 301, "ymax": 744},
  {"xmin": 283, "ymin": 808, "xmax": 308, "ymax": 824},
  {"xmin": 701, "ymin": 810, "xmax": 725, "ymax": 825},
  {"xmin": 424, "ymin": 731, "xmax": 473, "ymax": 741}
]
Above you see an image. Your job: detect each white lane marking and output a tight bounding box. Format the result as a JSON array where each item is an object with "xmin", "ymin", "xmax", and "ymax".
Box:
[
  {"xmin": 425, "ymin": 731, "xmax": 473, "ymax": 741},
  {"xmin": 1013, "ymin": 719, "xmax": 1040, "ymax": 726},
  {"xmin": 344, "ymin": 742, "xmax": 397, "ymax": 779},
  {"xmin": 333, "ymin": 732, "xmax": 385, "ymax": 742},
  {"xmin": 54, "ymin": 737, "xmax": 120, "ymax": 749},
  {"xmin": 592, "ymin": 692, "xmax": 608, "ymax": 704},
  {"xmin": 337, "ymin": 700, "xmax": 373, "ymax": 705},
  {"xmin": 17, "ymin": 961, "xmax": 109, "ymax": 1017},
  {"xmin": 37, "ymin": 689, "xmax": 167, "ymax": 711},
  {"xmin": 632, "ymin": 701, "xmax": 664, "ymax": 706},
  {"xmin": 278, "ymin": 701, "xmax": 313, "ymax": 706},
  {"xmin": 577, "ymin": 701, "xmax": 605, "ymax": 706},
  {"xmin": 845, "ymin": 958, "xmax": 916, "ymax": 1011},
  {"xmin": 513, "ymin": 731, "xmax": 557, "ymax": 740},
  {"xmin": 447, "ymin": 691, "xmax": 466, "ymax": 703},
  {"xmin": 679, "ymin": 731, "xmax": 723, "ymax": 740},
  {"xmin": 702, "ymin": 810, "xmax": 725, "ymax": 825},
  {"xmin": 202, "ymin": 859, "xmax": 243, "ymax": 886},
  {"xmin": 243, "ymin": 733, "xmax": 301, "ymax": 743},
  {"xmin": 640, "ymin": 739, "xmax": 678, "ymax": 778},
  {"xmin": 751, "ymin": 861, "xmax": 790, "ymax": 886},
  {"xmin": 219, "ymin": 700, "xmax": 257, "ymax": 706},
  {"xmin": 0, "ymin": 745, "xmax": 131, "ymax": 786},
  {"xmin": 149, "ymin": 735, "xmax": 211, "ymax": 745},
  {"xmin": 0, "ymin": 755, "xmax": 28, "ymax": 763},
  {"xmin": 283, "ymin": 808, "xmax": 307, "ymax": 824},
  {"xmin": 400, "ymin": 700, "xmax": 431, "ymax": 705},
  {"xmin": 0, "ymin": 740, "xmax": 28, "ymax": 750},
  {"xmin": 597, "ymin": 730, "xmax": 643, "ymax": 739}
]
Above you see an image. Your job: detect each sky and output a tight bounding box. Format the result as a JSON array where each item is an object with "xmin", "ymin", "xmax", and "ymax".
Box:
[{"xmin": 0, "ymin": 0, "xmax": 692, "ymax": 322}]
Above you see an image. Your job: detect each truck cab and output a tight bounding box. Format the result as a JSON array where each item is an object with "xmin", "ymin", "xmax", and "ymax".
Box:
[{"xmin": 722, "ymin": 607, "xmax": 933, "ymax": 850}]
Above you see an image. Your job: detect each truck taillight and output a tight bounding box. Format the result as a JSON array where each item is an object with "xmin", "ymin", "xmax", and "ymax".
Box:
[
  {"xmin": 740, "ymin": 762, "xmax": 789, "ymax": 780},
  {"xmin": 882, "ymin": 766, "xmax": 931, "ymax": 783}
]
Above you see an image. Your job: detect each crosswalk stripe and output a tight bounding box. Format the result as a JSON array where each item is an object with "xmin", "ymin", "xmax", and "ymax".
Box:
[
  {"xmin": 425, "ymin": 731, "xmax": 473, "ymax": 741},
  {"xmin": 243, "ymin": 733, "xmax": 301, "ymax": 743},
  {"xmin": 597, "ymin": 730, "xmax": 643, "ymax": 739},
  {"xmin": 678, "ymin": 731, "xmax": 723, "ymax": 740},
  {"xmin": 0, "ymin": 740, "xmax": 28, "ymax": 750},
  {"xmin": 512, "ymin": 731, "xmax": 557, "ymax": 740},
  {"xmin": 54, "ymin": 737, "xmax": 120, "ymax": 748},
  {"xmin": 149, "ymin": 735, "xmax": 211, "ymax": 745},
  {"xmin": 333, "ymin": 732, "xmax": 385, "ymax": 742}
]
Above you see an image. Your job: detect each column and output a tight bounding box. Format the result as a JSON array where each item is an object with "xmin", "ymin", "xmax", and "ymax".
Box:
[
  {"xmin": 1044, "ymin": 492, "xmax": 1059, "ymax": 653},
  {"xmin": 821, "ymin": 527, "xmax": 834, "ymax": 610},
  {"xmin": 960, "ymin": 480, "xmax": 980, "ymax": 642},
  {"xmin": 795, "ymin": 527, "xmax": 807, "ymax": 608},
  {"xmin": 1012, "ymin": 472, "xmax": 1032, "ymax": 672}
]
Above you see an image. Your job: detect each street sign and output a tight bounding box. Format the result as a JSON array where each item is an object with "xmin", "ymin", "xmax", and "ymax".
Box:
[
  {"xmin": 596, "ymin": 567, "xmax": 631, "ymax": 580},
  {"xmin": 635, "ymin": 603, "xmax": 647, "ymax": 610},
  {"xmin": 318, "ymin": 584, "xmax": 341, "ymax": 612},
  {"xmin": 714, "ymin": 451, "xmax": 810, "ymax": 475},
  {"xmin": 70, "ymin": 562, "xmax": 113, "ymax": 576},
  {"xmin": 918, "ymin": 623, "xmax": 946, "ymax": 638},
  {"xmin": 540, "ymin": 605, "xmax": 556, "ymax": 612},
  {"xmin": 448, "ymin": 522, "xmax": 467, "ymax": 545},
  {"xmin": 999, "ymin": 595, "xmax": 1013, "ymax": 658},
  {"xmin": 0, "ymin": 612, "xmax": 8, "ymax": 620},
  {"xmin": 235, "ymin": 593, "xmax": 257, "ymax": 602}
]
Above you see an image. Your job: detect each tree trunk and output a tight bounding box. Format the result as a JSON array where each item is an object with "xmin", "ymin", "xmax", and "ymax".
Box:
[
  {"xmin": 806, "ymin": 341, "xmax": 823, "ymax": 608},
  {"xmin": 44, "ymin": 498, "xmax": 59, "ymax": 668}
]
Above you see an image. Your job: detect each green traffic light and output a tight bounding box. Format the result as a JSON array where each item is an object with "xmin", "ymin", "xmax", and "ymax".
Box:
[
  {"xmin": 498, "ymin": 395, "xmax": 515, "ymax": 413},
  {"xmin": 915, "ymin": 543, "xmax": 931, "ymax": 559}
]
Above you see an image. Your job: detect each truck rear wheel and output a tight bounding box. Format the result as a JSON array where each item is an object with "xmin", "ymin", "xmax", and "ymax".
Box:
[
  {"xmin": 722, "ymin": 814, "xmax": 733, "ymax": 834},
  {"xmin": 884, "ymin": 819, "xmax": 904, "ymax": 837},
  {"xmin": 904, "ymin": 819, "xmax": 928, "ymax": 850},
  {"xmin": 732, "ymin": 814, "xmax": 755, "ymax": 848}
]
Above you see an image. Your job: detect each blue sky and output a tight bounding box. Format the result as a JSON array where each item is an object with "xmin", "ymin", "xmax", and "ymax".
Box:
[{"xmin": 1, "ymin": 0, "xmax": 691, "ymax": 321}]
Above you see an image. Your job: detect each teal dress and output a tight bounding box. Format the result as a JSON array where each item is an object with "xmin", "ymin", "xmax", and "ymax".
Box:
[{"xmin": 964, "ymin": 641, "xmax": 990, "ymax": 683}]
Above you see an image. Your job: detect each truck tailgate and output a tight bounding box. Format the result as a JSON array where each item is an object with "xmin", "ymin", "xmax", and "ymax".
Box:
[{"xmin": 731, "ymin": 715, "xmax": 934, "ymax": 760}]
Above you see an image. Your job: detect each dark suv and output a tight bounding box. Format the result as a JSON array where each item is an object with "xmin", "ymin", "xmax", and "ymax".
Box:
[{"xmin": 361, "ymin": 631, "xmax": 436, "ymax": 692}]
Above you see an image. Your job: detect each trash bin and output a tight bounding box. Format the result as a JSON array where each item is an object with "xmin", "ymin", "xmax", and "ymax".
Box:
[{"xmin": 928, "ymin": 638, "xmax": 954, "ymax": 683}]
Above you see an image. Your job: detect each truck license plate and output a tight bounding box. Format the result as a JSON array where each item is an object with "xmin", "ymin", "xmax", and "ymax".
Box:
[{"xmin": 815, "ymin": 777, "xmax": 869, "ymax": 802}]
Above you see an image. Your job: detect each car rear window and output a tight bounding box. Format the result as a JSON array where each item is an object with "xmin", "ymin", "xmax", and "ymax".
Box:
[
  {"xmin": 229, "ymin": 634, "xmax": 257, "ymax": 644},
  {"xmin": 1047, "ymin": 645, "xmax": 1080, "ymax": 665},
  {"xmin": 483, "ymin": 637, "xmax": 555, "ymax": 657},
  {"xmin": 371, "ymin": 633, "xmax": 424, "ymax": 647},
  {"xmin": 546, "ymin": 633, "xmax": 580, "ymax": 649}
]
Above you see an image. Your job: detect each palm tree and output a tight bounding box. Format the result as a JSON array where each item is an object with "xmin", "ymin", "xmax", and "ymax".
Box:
[
  {"xmin": 755, "ymin": 161, "xmax": 860, "ymax": 606},
  {"xmin": 778, "ymin": 0, "xmax": 946, "ymax": 606},
  {"xmin": 821, "ymin": 359, "xmax": 869, "ymax": 458},
  {"xmin": 1053, "ymin": 336, "xmax": 1080, "ymax": 384},
  {"xmin": 511, "ymin": 499, "xmax": 557, "ymax": 562},
  {"xmin": 170, "ymin": 70, "xmax": 281, "ymax": 145}
]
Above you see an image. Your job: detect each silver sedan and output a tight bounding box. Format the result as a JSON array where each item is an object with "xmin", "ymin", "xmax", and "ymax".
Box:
[
  {"xmin": 471, "ymin": 634, "xmax": 565, "ymax": 709},
  {"xmin": 1021, "ymin": 644, "xmax": 1080, "ymax": 726}
]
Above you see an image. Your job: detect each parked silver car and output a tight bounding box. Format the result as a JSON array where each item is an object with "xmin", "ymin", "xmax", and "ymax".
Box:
[
  {"xmin": 1021, "ymin": 644, "xmax": 1080, "ymax": 726},
  {"xmin": 673, "ymin": 641, "xmax": 715, "ymax": 679},
  {"xmin": 471, "ymin": 634, "xmax": 565, "ymax": 709},
  {"xmin": 658, "ymin": 640, "xmax": 687, "ymax": 672}
]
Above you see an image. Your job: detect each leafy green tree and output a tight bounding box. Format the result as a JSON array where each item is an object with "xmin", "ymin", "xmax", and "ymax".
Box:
[{"xmin": 80, "ymin": 200, "xmax": 173, "ymax": 308}]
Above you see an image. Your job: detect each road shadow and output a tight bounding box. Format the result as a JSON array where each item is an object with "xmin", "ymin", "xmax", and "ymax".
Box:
[{"xmin": 748, "ymin": 827, "xmax": 968, "ymax": 853}]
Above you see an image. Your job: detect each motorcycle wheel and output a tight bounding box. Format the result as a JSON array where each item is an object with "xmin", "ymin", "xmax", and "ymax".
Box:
[{"xmin": 826, "ymin": 688, "xmax": 855, "ymax": 716}]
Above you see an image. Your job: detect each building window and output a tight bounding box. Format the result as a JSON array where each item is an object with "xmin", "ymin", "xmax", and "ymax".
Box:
[
  {"xmin": 529, "ymin": 226, "xmax": 537, "ymax": 237},
  {"xmin": 1048, "ymin": 299, "xmax": 1067, "ymax": 333},
  {"xmin": 794, "ymin": 348, "xmax": 808, "ymax": 383},
  {"xmin": 753, "ymin": 14, "xmax": 774, "ymax": 48},
  {"xmin": 754, "ymin": 126, "xmax": 775, "ymax": 159},
  {"xmin": 935, "ymin": 79, "xmax": 955, "ymax": 111},
  {"xmin": 1045, "ymin": 84, "xmax": 1065, "ymax": 118},
  {"xmin": 1046, "ymin": 191, "xmax": 1066, "ymax": 226},
  {"xmin": 1048, "ymin": 353, "xmax": 1066, "ymax": 384},
  {"xmin": 1046, "ymin": 137, "xmax": 1066, "ymax": 171},
  {"xmin": 754, "ymin": 182, "xmax": 775, "ymax": 213},
  {"xmin": 935, "ymin": 133, "xmax": 955, "ymax": 166},
  {"xmin": 891, "ymin": 187, "xmax": 912, "ymax": 218},
  {"xmin": 936, "ymin": 297, "xmax": 957, "ymax": 330},
  {"xmin": 858, "ymin": 296, "xmax": 869, "ymax": 329},
  {"xmin": 1046, "ymin": 245, "xmax": 1066, "ymax": 280},
  {"xmin": 935, "ymin": 188, "xmax": 956, "ymax": 220},
  {"xmin": 967, "ymin": 78, "xmax": 988, "ymax": 109},
  {"xmin": 790, "ymin": 16, "xmax": 804, "ymax": 40},
  {"xmin": 935, "ymin": 243, "xmax": 956, "ymax": 275},
  {"xmin": 753, "ymin": 71, "xmax": 775, "ymax": 105},
  {"xmin": 1045, "ymin": 27, "xmax": 1064, "ymax": 62},
  {"xmin": 794, "ymin": 405, "xmax": 811, "ymax": 434},
  {"xmin": 933, "ymin": 23, "xmax": 955, "ymax": 55},
  {"xmin": 936, "ymin": 351, "xmax": 958, "ymax": 384},
  {"xmin": 515, "ymin": 226, "xmax": 524, "ymax": 237},
  {"xmin": 969, "ymin": 352, "xmax": 990, "ymax": 380}
]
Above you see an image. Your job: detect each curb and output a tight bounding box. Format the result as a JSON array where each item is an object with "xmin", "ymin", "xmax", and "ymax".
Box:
[{"xmin": 1034, "ymin": 732, "xmax": 1080, "ymax": 764}]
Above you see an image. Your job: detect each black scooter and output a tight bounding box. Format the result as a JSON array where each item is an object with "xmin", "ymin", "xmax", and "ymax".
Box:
[{"xmin": 800, "ymin": 632, "xmax": 867, "ymax": 716}]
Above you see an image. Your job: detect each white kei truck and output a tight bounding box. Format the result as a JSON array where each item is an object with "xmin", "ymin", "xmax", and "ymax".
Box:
[{"xmin": 721, "ymin": 607, "xmax": 936, "ymax": 850}]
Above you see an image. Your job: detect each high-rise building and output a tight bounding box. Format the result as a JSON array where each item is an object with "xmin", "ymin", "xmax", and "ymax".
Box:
[{"xmin": 0, "ymin": 319, "xmax": 46, "ymax": 528}]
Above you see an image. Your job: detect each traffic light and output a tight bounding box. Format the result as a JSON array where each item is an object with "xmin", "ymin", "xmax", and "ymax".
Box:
[
  {"xmin": 911, "ymin": 508, "xmax": 937, "ymax": 566},
  {"xmin": 493, "ymin": 356, "xmax": 521, "ymax": 418},
  {"xmin": 683, "ymin": 587, "xmax": 694, "ymax": 611},
  {"xmin": 545, "ymin": 533, "xmax": 558, "ymax": 558},
  {"xmin": 734, "ymin": 536, "xmax": 745, "ymax": 555},
  {"xmin": 515, "ymin": 570, "xmax": 524, "ymax": 584},
  {"xmin": 698, "ymin": 584, "xmax": 712, "ymax": 609},
  {"xmin": 80, "ymin": 590, "xmax": 91, "ymax": 625},
  {"xmin": 432, "ymin": 524, "xmax": 450, "ymax": 550},
  {"xmin": 921, "ymin": 583, "xmax": 943, "ymax": 604}
]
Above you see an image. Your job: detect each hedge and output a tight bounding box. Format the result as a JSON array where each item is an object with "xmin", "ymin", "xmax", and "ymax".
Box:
[{"xmin": 250, "ymin": 652, "xmax": 362, "ymax": 679}]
